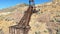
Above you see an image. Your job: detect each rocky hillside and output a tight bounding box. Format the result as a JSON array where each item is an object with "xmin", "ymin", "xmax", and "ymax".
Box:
[{"xmin": 0, "ymin": 0, "xmax": 60, "ymax": 34}]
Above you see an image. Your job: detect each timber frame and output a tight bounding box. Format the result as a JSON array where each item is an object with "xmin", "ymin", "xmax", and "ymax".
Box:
[{"xmin": 9, "ymin": 0, "xmax": 38, "ymax": 34}]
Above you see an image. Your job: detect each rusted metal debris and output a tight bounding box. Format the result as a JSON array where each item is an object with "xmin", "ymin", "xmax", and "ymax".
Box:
[{"xmin": 9, "ymin": 0, "xmax": 38, "ymax": 34}]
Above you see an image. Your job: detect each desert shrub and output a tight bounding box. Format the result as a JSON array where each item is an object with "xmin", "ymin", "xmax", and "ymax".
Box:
[
  {"xmin": 0, "ymin": 29, "xmax": 4, "ymax": 34},
  {"xmin": 44, "ymin": 30, "xmax": 47, "ymax": 33},
  {"xmin": 35, "ymin": 31, "xmax": 40, "ymax": 34},
  {"xmin": 41, "ymin": 11, "xmax": 43, "ymax": 13},
  {"xmin": 50, "ymin": 20, "xmax": 54, "ymax": 22},
  {"xmin": 54, "ymin": 17, "xmax": 60, "ymax": 22},
  {"xmin": 56, "ymin": 29, "xmax": 60, "ymax": 34},
  {"xmin": 56, "ymin": 19, "xmax": 60, "ymax": 22},
  {"xmin": 56, "ymin": 15, "xmax": 60, "ymax": 17},
  {"xmin": 5, "ymin": 17, "xmax": 14, "ymax": 21},
  {"xmin": 36, "ymin": 12, "xmax": 40, "ymax": 15},
  {"xmin": 52, "ymin": 5, "xmax": 56, "ymax": 8},
  {"xmin": 0, "ymin": 16, "xmax": 5, "ymax": 20}
]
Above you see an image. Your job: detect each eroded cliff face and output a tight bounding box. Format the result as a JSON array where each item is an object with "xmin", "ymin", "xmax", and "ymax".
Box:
[{"xmin": 0, "ymin": 0, "xmax": 60, "ymax": 34}]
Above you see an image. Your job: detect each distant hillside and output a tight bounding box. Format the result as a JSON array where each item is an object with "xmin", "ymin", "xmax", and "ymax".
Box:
[{"xmin": 0, "ymin": 0, "xmax": 60, "ymax": 34}]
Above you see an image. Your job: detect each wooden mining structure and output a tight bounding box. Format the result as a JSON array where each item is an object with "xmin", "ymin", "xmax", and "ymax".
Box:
[{"xmin": 9, "ymin": 0, "xmax": 38, "ymax": 34}]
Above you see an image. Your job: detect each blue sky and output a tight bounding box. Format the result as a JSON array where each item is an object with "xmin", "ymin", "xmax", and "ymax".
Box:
[{"xmin": 0, "ymin": 0, "xmax": 51, "ymax": 9}]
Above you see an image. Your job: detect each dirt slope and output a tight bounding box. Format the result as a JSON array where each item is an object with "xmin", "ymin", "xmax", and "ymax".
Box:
[{"xmin": 0, "ymin": 0, "xmax": 60, "ymax": 34}]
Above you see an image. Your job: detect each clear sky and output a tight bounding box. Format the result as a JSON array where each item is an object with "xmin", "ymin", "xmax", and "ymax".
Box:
[{"xmin": 0, "ymin": 0, "xmax": 51, "ymax": 9}]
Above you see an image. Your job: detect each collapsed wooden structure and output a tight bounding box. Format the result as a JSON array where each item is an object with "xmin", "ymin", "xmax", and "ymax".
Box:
[{"xmin": 9, "ymin": 0, "xmax": 38, "ymax": 34}]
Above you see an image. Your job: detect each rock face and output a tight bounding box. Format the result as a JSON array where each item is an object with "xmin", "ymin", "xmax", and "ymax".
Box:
[{"xmin": 0, "ymin": 0, "xmax": 60, "ymax": 34}]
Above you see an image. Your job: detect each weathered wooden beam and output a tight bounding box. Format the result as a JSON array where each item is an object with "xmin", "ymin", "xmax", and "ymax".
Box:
[{"xmin": 9, "ymin": 25, "xmax": 31, "ymax": 34}]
